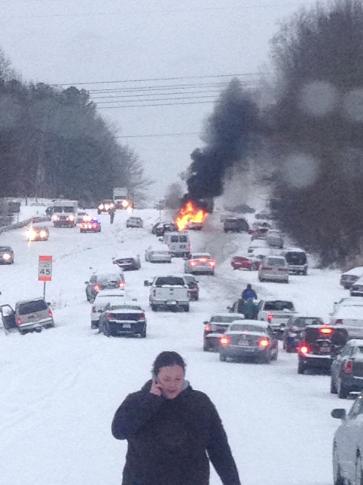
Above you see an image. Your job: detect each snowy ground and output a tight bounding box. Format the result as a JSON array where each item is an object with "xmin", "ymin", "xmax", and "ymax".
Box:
[{"xmin": 0, "ymin": 206, "xmax": 353, "ymax": 485}]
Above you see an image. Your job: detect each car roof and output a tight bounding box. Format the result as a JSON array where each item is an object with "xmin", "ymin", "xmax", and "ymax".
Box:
[
  {"xmin": 342, "ymin": 266, "xmax": 363, "ymax": 276},
  {"xmin": 283, "ymin": 247, "xmax": 306, "ymax": 253},
  {"xmin": 191, "ymin": 252, "xmax": 211, "ymax": 257},
  {"xmin": 106, "ymin": 305, "xmax": 143, "ymax": 312},
  {"xmin": 0, "ymin": 246, "xmax": 12, "ymax": 250},
  {"xmin": 232, "ymin": 319, "xmax": 268, "ymax": 327},
  {"xmin": 346, "ymin": 339, "xmax": 363, "ymax": 346},
  {"xmin": 211, "ymin": 313, "xmax": 245, "ymax": 319},
  {"xmin": 93, "ymin": 272, "xmax": 123, "ymax": 279},
  {"xmin": 16, "ymin": 297, "xmax": 46, "ymax": 305},
  {"xmin": 95, "ymin": 289, "xmax": 125, "ymax": 297}
]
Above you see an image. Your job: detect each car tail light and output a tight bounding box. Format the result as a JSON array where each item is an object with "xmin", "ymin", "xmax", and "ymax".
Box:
[
  {"xmin": 267, "ymin": 313, "xmax": 272, "ymax": 323},
  {"xmin": 95, "ymin": 285, "xmax": 100, "ymax": 292},
  {"xmin": 204, "ymin": 323, "xmax": 212, "ymax": 332},
  {"xmin": 107, "ymin": 313, "xmax": 114, "ymax": 320},
  {"xmin": 320, "ymin": 326, "xmax": 333, "ymax": 335},
  {"xmin": 220, "ymin": 335, "xmax": 231, "ymax": 346},
  {"xmin": 209, "ymin": 261, "xmax": 216, "ymax": 266},
  {"xmin": 119, "ymin": 281, "xmax": 125, "ymax": 289},
  {"xmin": 343, "ymin": 360, "xmax": 353, "ymax": 374},
  {"xmin": 16, "ymin": 317, "xmax": 23, "ymax": 326},
  {"xmin": 298, "ymin": 342, "xmax": 310, "ymax": 355},
  {"xmin": 48, "ymin": 308, "xmax": 53, "ymax": 318},
  {"xmin": 139, "ymin": 313, "xmax": 145, "ymax": 320},
  {"xmin": 258, "ymin": 337, "xmax": 270, "ymax": 348},
  {"xmin": 190, "ymin": 261, "xmax": 197, "ymax": 266}
]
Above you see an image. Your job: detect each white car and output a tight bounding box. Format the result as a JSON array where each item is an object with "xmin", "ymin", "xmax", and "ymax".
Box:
[
  {"xmin": 184, "ymin": 252, "xmax": 216, "ymax": 275},
  {"xmin": 145, "ymin": 245, "xmax": 172, "ymax": 263},
  {"xmin": 126, "ymin": 217, "xmax": 143, "ymax": 228},
  {"xmin": 340, "ymin": 266, "xmax": 363, "ymax": 289},
  {"xmin": 350, "ymin": 277, "xmax": 363, "ymax": 297},
  {"xmin": 247, "ymin": 239, "xmax": 269, "ymax": 254},
  {"xmin": 258, "ymin": 255, "xmax": 289, "ymax": 283},
  {"xmin": 329, "ymin": 305, "xmax": 363, "ymax": 338},
  {"xmin": 90, "ymin": 289, "xmax": 126, "ymax": 329}
]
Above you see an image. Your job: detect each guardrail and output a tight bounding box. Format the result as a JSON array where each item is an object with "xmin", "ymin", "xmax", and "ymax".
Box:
[{"xmin": 0, "ymin": 216, "xmax": 49, "ymax": 234}]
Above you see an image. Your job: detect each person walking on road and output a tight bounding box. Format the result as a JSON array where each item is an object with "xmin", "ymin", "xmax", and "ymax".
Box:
[
  {"xmin": 241, "ymin": 283, "xmax": 257, "ymax": 302},
  {"xmin": 111, "ymin": 351, "xmax": 241, "ymax": 485},
  {"xmin": 109, "ymin": 207, "xmax": 115, "ymax": 224}
]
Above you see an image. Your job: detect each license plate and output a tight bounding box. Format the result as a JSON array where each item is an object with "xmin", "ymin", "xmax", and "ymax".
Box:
[
  {"xmin": 167, "ymin": 301, "xmax": 177, "ymax": 305},
  {"xmin": 122, "ymin": 323, "xmax": 131, "ymax": 329},
  {"xmin": 320, "ymin": 344, "xmax": 331, "ymax": 353}
]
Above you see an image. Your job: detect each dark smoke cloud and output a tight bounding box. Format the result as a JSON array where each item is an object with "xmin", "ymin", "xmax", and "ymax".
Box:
[{"xmin": 187, "ymin": 78, "xmax": 259, "ymax": 199}]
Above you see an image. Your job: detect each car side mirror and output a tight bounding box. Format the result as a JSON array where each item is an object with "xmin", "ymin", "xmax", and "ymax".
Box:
[
  {"xmin": 226, "ymin": 306, "xmax": 232, "ymax": 312},
  {"xmin": 331, "ymin": 408, "xmax": 346, "ymax": 420},
  {"xmin": 144, "ymin": 280, "xmax": 151, "ymax": 287},
  {"xmin": 84, "ymin": 281, "xmax": 89, "ymax": 284}
]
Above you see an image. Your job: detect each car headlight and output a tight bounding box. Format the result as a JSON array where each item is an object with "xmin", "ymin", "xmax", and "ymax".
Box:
[
  {"xmin": 68, "ymin": 215, "xmax": 75, "ymax": 221},
  {"xmin": 40, "ymin": 230, "xmax": 47, "ymax": 238},
  {"xmin": 2, "ymin": 253, "xmax": 10, "ymax": 260},
  {"xmin": 52, "ymin": 215, "xmax": 59, "ymax": 221},
  {"xmin": 98, "ymin": 204, "xmax": 104, "ymax": 210}
]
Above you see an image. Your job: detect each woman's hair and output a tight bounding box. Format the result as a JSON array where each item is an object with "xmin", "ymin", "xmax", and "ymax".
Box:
[{"xmin": 152, "ymin": 351, "xmax": 186, "ymax": 376}]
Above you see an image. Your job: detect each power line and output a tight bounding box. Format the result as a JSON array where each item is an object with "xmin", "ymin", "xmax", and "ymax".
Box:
[
  {"xmin": 115, "ymin": 132, "xmax": 200, "ymax": 139},
  {"xmin": 95, "ymin": 94, "xmax": 218, "ymax": 105},
  {"xmin": 98, "ymin": 100, "xmax": 215, "ymax": 109},
  {"xmin": 52, "ymin": 72, "xmax": 265, "ymax": 87}
]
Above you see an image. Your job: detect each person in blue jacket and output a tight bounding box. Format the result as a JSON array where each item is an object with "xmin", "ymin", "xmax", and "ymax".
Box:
[
  {"xmin": 112, "ymin": 351, "xmax": 241, "ymax": 485},
  {"xmin": 241, "ymin": 283, "xmax": 257, "ymax": 302}
]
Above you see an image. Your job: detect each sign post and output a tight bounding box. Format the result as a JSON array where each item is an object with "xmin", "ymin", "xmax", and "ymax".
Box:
[{"xmin": 38, "ymin": 255, "xmax": 52, "ymax": 299}]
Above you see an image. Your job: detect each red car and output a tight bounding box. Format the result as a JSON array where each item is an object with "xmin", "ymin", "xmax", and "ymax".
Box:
[{"xmin": 231, "ymin": 256, "xmax": 260, "ymax": 271}]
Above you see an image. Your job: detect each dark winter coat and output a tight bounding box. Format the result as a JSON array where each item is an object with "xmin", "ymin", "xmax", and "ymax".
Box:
[
  {"xmin": 241, "ymin": 288, "xmax": 257, "ymax": 301},
  {"xmin": 112, "ymin": 381, "xmax": 241, "ymax": 485}
]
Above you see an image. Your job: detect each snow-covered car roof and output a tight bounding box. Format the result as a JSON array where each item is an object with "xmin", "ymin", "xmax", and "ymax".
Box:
[
  {"xmin": 190, "ymin": 252, "xmax": 212, "ymax": 258},
  {"xmin": 106, "ymin": 305, "xmax": 143, "ymax": 313},
  {"xmin": 210, "ymin": 313, "xmax": 245, "ymax": 321},
  {"xmin": 342, "ymin": 266, "xmax": 363, "ymax": 276},
  {"xmin": 283, "ymin": 247, "xmax": 306, "ymax": 253},
  {"xmin": 337, "ymin": 297, "xmax": 363, "ymax": 306},
  {"xmin": 94, "ymin": 289, "xmax": 125, "ymax": 299},
  {"xmin": 346, "ymin": 338, "xmax": 363, "ymax": 346},
  {"xmin": 333, "ymin": 306, "xmax": 363, "ymax": 318}
]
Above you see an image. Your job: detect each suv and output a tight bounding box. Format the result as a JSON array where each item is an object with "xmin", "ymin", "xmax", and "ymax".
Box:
[
  {"xmin": 85, "ymin": 271, "xmax": 126, "ymax": 303},
  {"xmin": 340, "ymin": 266, "xmax": 363, "ymax": 289},
  {"xmin": 98, "ymin": 304, "xmax": 146, "ymax": 337},
  {"xmin": 331, "ymin": 339, "xmax": 363, "ymax": 398},
  {"xmin": 258, "ymin": 255, "xmax": 289, "ymax": 283},
  {"xmin": 282, "ymin": 248, "xmax": 308, "ymax": 275},
  {"xmin": 126, "ymin": 217, "xmax": 143, "ymax": 228},
  {"xmin": 223, "ymin": 217, "xmax": 249, "ymax": 233},
  {"xmin": 0, "ymin": 298, "xmax": 54, "ymax": 334},
  {"xmin": 97, "ymin": 199, "xmax": 115, "ymax": 214},
  {"xmin": 297, "ymin": 325, "xmax": 348, "ymax": 374}
]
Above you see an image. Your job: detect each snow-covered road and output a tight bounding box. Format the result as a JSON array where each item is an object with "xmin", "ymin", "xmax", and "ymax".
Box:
[{"xmin": 0, "ymin": 208, "xmax": 352, "ymax": 485}]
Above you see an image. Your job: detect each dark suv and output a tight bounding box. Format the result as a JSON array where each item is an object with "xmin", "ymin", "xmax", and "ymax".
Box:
[
  {"xmin": 223, "ymin": 217, "xmax": 249, "ymax": 233},
  {"xmin": 183, "ymin": 274, "xmax": 199, "ymax": 301},
  {"xmin": 85, "ymin": 272, "xmax": 126, "ymax": 303},
  {"xmin": 330, "ymin": 339, "xmax": 363, "ymax": 398},
  {"xmin": 283, "ymin": 315, "xmax": 324, "ymax": 352},
  {"xmin": 297, "ymin": 325, "xmax": 348, "ymax": 374}
]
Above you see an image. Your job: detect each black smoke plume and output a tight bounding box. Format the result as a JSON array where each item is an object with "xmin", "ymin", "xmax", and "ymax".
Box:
[{"xmin": 187, "ymin": 78, "xmax": 259, "ymax": 200}]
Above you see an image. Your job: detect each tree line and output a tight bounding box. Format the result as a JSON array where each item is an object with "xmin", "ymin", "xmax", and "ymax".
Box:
[{"xmin": 0, "ymin": 55, "xmax": 149, "ymax": 207}]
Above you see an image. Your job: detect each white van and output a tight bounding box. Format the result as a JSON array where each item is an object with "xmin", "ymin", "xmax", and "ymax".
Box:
[{"xmin": 163, "ymin": 231, "xmax": 191, "ymax": 257}]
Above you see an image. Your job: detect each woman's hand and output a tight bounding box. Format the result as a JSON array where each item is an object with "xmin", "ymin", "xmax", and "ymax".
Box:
[{"xmin": 150, "ymin": 378, "xmax": 163, "ymax": 397}]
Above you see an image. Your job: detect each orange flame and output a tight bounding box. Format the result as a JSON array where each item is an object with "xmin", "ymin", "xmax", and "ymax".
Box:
[{"xmin": 175, "ymin": 200, "xmax": 208, "ymax": 231}]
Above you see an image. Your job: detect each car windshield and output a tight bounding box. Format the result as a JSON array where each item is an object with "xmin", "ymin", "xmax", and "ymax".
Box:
[
  {"xmin": 285, "ymin": 252, "xmax": 307, "ymax": 265},
  {"xmin": 155, "ymin": 277, "xmax": 185, "ymax": 286},
  {"xmin": 192, "ymin": 254, "xmax": 210, "ymax": 259},
  {"xmin": 0, "ymin": 246, "xmax": 11, "ymax": 251},
  {"xmin": 292, "ymin": 317, "xmax": 322, "ymax": 327},
  {"xmin": 264, "ymin": 301, "xmax": 294, "ymax": 311},
  {"xmin": 18, "ymin": 300, "xmax": 47, "ymax": 314},
  {"xmin": 183, "ymin": 275, "xmax": 196, "ymax": 283},
  {"xmin": 211, "ymin": 315, "xmax": 240, "ymax": 323},
  {"xmin": 230, "ymin": 323, "xmax": 265, "ymax": 332},
  {"xmin": 179, "ymin": 235, "xmax": 188, "ymax": 242},
  {"xmin": 98, "ymin": 274, "xmax": 121, "ymax": 283},
  {"xmin": 266, "ymin": 257, "xmax": 285, "ymax": 266},
  {"xmin": 53, "ymin": 206, "xmax": 75, "ymax": 213}
]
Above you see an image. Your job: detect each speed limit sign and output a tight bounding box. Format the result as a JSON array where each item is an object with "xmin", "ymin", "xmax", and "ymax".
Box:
[{"xmin": 38, "ymin": 255, "xmax": 52, "ymax": 282}]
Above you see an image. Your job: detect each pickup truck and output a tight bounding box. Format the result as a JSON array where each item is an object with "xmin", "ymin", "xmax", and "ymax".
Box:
[
  {"xmin": 144, "ymin": 275, "xmax": 189, "ymax": 312},
  {"xmin": 257, "ymin": 299, "xmax": 296, "ymax": 338}
]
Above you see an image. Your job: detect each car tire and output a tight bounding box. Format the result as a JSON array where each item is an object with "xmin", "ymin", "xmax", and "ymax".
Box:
[
  {"xmin": 151, "ymin": 304, "xmax": 158, "ymax": 312},
  {"xmin": 262, "ymin": 352, "xmax": 271, "ymax": 364},
  {"xmin": 333, "ymin": 447, "xmax": 345, "ymax": 485},
  {"xmin": 203, "ymin": 341, "xmax": 210, "ymax": 352},
  {"xmin": 297, "ymin": 361, "xmax": 305, "ymax": 374},
  {"xmin": 140, "ymin": 327, "xmax": 146, "ymax": 338},
  {"xmin": 183, "ymin": 305, "xmax": 190, "ymax": 312},
  {"xmin": 330, "ymin": 377, "xmax": 338, "ymax": 394},
  {"xmin": 219, "ymin": 353, "xmax": 226, "ymax": 362},
  {"xmin": 103, "ymin": 322, "xmax": 112, "ymax": 337},
  {"xmin": 337, "ymin": 379, "xmax": 349, "ymax": 399},
  {"xmin": 355, "ymin": 454, "xmax": 363, "ymax": 485}
]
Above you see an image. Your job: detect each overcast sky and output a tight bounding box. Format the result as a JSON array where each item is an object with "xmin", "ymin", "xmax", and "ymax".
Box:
[{"xmin": 0, "ymin": 0, "xmax": 319, "ymax": 200}]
